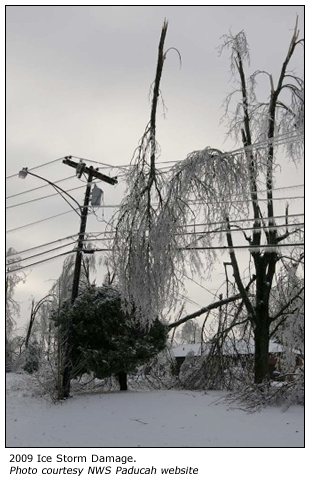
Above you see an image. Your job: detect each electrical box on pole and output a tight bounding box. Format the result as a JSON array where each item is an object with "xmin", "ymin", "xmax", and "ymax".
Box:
[{"xmin": 91, "ymin": 184, "xmax": 103, "ymax": 207}]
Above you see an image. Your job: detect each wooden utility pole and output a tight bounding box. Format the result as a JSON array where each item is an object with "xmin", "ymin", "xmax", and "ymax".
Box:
[{"xmin": 60, "ymin": 157, "xmax": 117, "ymax": 399}]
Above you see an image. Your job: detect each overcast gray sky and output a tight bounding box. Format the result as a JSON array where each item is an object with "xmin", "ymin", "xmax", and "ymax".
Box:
[{"xmin": 6, "ymin": 5, "xmax": 304, "ymax": 332}]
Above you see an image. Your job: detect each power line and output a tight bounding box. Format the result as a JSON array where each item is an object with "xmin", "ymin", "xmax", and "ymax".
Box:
[
  {"xmin": 200, "ymin": 133, "xmax": 304, "ymax": 159},
  {"xmin": 6, "ymin": 137, "xmax": 303, "ymax": 210},
  {"xmin": 6, "ymin": 131, "xmax": 303, "ymax": 182},
  {"xmin": 7, "ymin": 220, "xmax": 303, "ymax": 267},
  {"xmin": 91, "ymin": 242, "xmax": 304, "ymax": 253},
  {"xmin": 6, "ymin": 250, "xmax": 76, "ymax": 274},
  {"xmin": 183, "ymin": 222, "xmax": 304, "ymax": 248},
  {"xmin": 6, "ymin": 164, "xmax": 126, "ymax": 200},
  {"xmin": 180, "ymin": 243, "xmax": 304, "ymax": 251},
  {"xmin": 182, "ymin": 271, "xmax": 220, "ymax": 299},
  {"xmin": 6, "ymin": 175, "xmax": 76, "ymax": 199},
  {"xmin": 6, "ymin": 239, "xmax": 304, "ymax": 275},
  {"xmin": 6, "ymin": 156, "xmax": 65, "ymax": 179},
  {"xmin": 6, "ymin": 163, "xmax": 304, "ymax": 203},
  {"xmin": 6, "ymin": 176, "xmax": 304, "ymax": 214},
  {"xmin": 80, "ymin": 221, "xmax": 304, "ymax": 244},
  {"xmin": 6, "ymin": 209, "xmax": 304, "ymax": 235},
  {"xmin": 6, "ymin": 177, "xmax": 111, "ymax": 210},
  {"xmin": 70, "ymin": 155, "xmax": 132, "ymax": 173},
  {"xmin": 6, "ymin": 185, "xmax": 85, "ymax": 210},
  {"xmin": 6, "ymin": 189, "xmax": 305, "ymax": 211},
  {"xmin": 5, "ymin": 153, "xmax": 172, "ymax": 183},
  {"xmin": 173, "ymin": 213, "xmax": 305, "ymax": 228},
  {"xmin": 6, "ymin": 210, "xmax": 74, "ymax": 233},
  {"xmin": 178, "ymin": 293, "xmax": 202, "ymax": 308},
  {"xmin": 6, "ymin": 241, "xmax": 77, "ymax": 266},
  {"xmin": 86, "ymin": 214, "xmax": 304, "ymax": 237},
  {"xmin": 185, "ymin": 195, "xmax": 304, "ymax": 206},
  {"xmin": 6, "ymin": 233, "xmax": 79, "ymax": 258},
  {"xmin": 250, "ymin": 184, "xmax": 304, "ymax": 194}
]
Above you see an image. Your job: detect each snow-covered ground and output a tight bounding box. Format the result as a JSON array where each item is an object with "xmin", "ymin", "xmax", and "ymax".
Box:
[{"xmin": 6, "ymin": 372, "xmax": 304, "ymax": 448}]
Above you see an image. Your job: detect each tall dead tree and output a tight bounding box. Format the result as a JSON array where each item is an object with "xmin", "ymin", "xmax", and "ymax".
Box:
[{"xmin": 112, "ymin": 20, "xmax": 180, "ymax": 326}]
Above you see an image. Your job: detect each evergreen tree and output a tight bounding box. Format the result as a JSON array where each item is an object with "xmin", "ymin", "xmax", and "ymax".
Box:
[{"xmin": 52, "ymin": 285, "xmax": 167, "ymax": 390}]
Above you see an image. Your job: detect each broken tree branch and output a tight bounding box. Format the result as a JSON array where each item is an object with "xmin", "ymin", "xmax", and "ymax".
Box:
[{"xmin": 167, "ymin": 275, "xmax": 256, "ymax": 331}]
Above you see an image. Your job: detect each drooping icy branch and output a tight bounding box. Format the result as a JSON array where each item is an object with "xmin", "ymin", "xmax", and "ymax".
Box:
[{"xmin": 113, "ymin": 141, "xmax": 251, "ymax": 328}]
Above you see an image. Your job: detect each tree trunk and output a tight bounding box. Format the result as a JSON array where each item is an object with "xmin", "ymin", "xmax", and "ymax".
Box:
[
  {"xmin": 6, "ymin": 336, "xmax": 12, "ymax": 372},
  {"xmin": 253, "ymin": 315, "xmax": 270, "ymax": 384},
  {"xmin": 118, "ymin": 371, "xmax": 128, "ymax": 391},
  {"xmin": 253, "ymin": 263, "xmax": 272, "ymax": 384}
]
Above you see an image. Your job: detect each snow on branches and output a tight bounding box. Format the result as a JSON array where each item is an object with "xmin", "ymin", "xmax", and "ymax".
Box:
[
  {"xmin": 219, "ymin": 21, "xmax": 304, "ymax": 164},
  {"xmin": 154, "ymin": 146, "xmax": 250, "ymax": 274},
  {"xmin": 113, "ymin": 145, "xmax": 250, "ymax": 328}
]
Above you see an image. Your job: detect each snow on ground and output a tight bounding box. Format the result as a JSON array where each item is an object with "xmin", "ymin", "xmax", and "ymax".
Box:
[{"xmin": 6, "ymin": 373, "xmax": 304, "ymax": 448}]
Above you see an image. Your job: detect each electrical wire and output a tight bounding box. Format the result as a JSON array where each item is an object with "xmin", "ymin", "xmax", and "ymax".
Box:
[
  {"xmin": 6, "ymin": 135, "xmax": 304, "ymax": 231},
  {"xmin": 180, "ymin": 243, "xmax": 304, "ymax": 251},
  {"xmin": 6, "ymin": 164, "xmax": 125, "ymax": 200},
  {"xmin": 249, "ymin": 184, "xmax": 304, "ymax": 194},
  {"xmin": 80, "ymin": 221, "xmax": 304, "ymax": 244},
  {"xmin": 6, "ymin": 185, "xmax": 85, "ymax": 210},
  {"xmin": 6, "ymin": 209, "xmax": 304, "ymax": 235},
  {"xmin": 87, "ymin": 214, "xmax": 305, "ymax": 237},
  {"xmin": 182, "ymin": 272, "xmax": 220, "ymax": 299},
  {"xmin": 6, "ymin": 190, "xmax": 305, "ymax": 211},
  {"xmin": 184, "ymin": 195, "xmax": 304, "ymax": 206},
  {"xmin": 178, "ymin": 293, "xmax": 202, "ymax": 308},
  {"xmin": 6, "ymin": 156, "xmax": 66, "ymax": 179},
  {"xmin": 6, "ymin": 175, "xmax": 76, "ymax": 199},
  {"xmin": 6, "ymin": 250, "xmax": 76, "ymax": 274},
  {"xmin": 6, "ymin": 210, "xmax": 74, "ymax": 233},
  {"xmin": 175, "ymin": 213, "xmax": 305, "ymax": 228},
  {"xmin": 5, "ymin": 233, "xmax": 80, "ymax": 258},
  {"xmin": 70, "ymin": 155, "xmax": 132, "ymax": 173},
  {"xmin": 6, "ymin": 167, "xmax": 303, "ymax": 203},
  {"xmin": 6, "ymin": 239, "xmax": 304, "ymax": 275},
  {"xmin": 7, "ymin": 220, "xmax": 303, "ymax": 268},
  {"xmin": 6, "ymin": 131, "xmax": 303, "ymax": 181},
  {"xmin": 90, "ymin": 242, "xmax": 304, "ymax": 254},
  {"xmin": 6, "ymin": 241, "xmax": 77, "ymax": 266}
]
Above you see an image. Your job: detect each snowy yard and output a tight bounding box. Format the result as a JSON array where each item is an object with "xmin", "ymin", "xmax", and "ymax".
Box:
[{"xmin": 6, "ymin": 373, "xmax": 304, "ymax": 448}]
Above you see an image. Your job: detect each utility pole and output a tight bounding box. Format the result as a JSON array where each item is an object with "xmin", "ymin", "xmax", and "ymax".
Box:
[{"xmin": 60, "ymin": 157, "xmax": 117, "ymax": 399}]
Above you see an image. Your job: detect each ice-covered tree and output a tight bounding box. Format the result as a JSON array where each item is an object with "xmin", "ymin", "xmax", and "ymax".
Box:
[
  {"xmin": 21, "ymin": 252, "xmax": 97, "ymax": 393},
  {"xmin": 49, "ymin": 248, "xmax": 96, "ymax": 308},
  {"xmin": 111, "ymin": 19, "xmax": 304, "ymax": 385},
  {"xmin": 6, "ymin": 248, "xmax": 26, "ymax": 371},
  {"xmin": 270, "ymin": 253, "xmax": 304, "ymax": 357},
  {"xmin": 178, "ymin": 320, "xmax": 200, "ymax": 344},
  {"xmin": 213, "ymin": 21, "xmax": 304, "ymax": 383},
  {"xmin": 6, "ymin": 248, "xmax": 26, "ymax": 335}
]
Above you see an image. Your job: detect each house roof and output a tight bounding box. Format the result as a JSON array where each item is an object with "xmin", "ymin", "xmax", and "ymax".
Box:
[
  {"xmin": 171, "ymin": 343, "xmax": 203, "ymax": 357},
  {"xmin": 171, "ymin": 340, "xmax": 287, "ymax": 358},
  {"xmin": 222, "ymin": 339, "xmax": 285, "ymax": 355}
]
